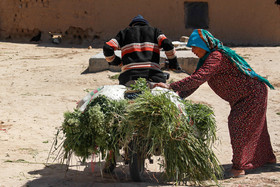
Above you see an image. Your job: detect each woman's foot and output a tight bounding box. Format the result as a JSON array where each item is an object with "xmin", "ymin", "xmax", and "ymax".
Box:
[
  {"xmin": 224, "ymin": 169, "xmax": 245, "ymax": 179},
  {"xmin": 267, "ymin": 158, "xmax": 277, "ymax": 164}
]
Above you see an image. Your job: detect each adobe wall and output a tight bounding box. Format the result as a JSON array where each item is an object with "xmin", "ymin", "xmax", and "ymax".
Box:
[
  {"xmin": 199, "ymin": 0, "xmax": 280, "ymax": 46},
  {"xmin": 0, "ymin": 0, "xmax": 96, "ymax": 44},
  {"xmin": 0, "ymin": 0, "xmax": 279, "ymax": 46}
]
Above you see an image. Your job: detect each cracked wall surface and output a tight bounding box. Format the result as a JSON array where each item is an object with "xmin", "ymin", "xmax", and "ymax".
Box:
[
  {"xmin": 0, "ymin": 0, "xmax": 280, "ymax": 45},
  {"xmin": 0, "ymin": 0, "xmax": 96, "ymax": 44}
]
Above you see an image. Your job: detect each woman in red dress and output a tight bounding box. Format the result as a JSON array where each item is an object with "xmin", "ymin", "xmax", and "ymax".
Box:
[{"xmin": 155, "ymin": 29, "xmax": 276, "ymax": 178}]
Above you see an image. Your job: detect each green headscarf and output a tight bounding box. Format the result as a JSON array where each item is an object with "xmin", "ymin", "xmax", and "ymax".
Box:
[{"xmin": 187, "ymin": 29, "xmax": 274, "ymax": 89}]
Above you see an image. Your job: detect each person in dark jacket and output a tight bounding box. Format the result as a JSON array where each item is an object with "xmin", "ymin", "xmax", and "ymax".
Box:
[{"xmin": 103, "ymin": 15, "xmax": 180, "ymax": 86}]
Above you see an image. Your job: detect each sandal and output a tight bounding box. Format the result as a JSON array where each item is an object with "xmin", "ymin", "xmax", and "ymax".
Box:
[
  {"xmin": 223, "ymin": 169, "xmax": 245, "ymax": 179},
  {"xmin": 267, "ymin": 158, "xmax": 277, "ymax": 164}
]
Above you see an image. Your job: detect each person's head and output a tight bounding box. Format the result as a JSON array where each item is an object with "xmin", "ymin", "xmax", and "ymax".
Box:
[
  {"xmin": 129, "ymin": 15, "xmax": 149, "ymax": 26},
  {"xmin": 187, "ymin": 29, "xmax": 210, "ymax": 58},
  {"xmin": 187, "ymin": 29, "xmax": 223, "ymax": 58},
  {"xmin": 191, "ymin": 46, "xmax": 207, "ymax": 58}
]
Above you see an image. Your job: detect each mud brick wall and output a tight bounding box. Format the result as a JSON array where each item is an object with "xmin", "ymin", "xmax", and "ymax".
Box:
[
  {"xmin": 0, "ymin": 0, "xmax": 97, "ymax": 44},
  {"xmin": 0, "ymin": 0, "xmax": 280, "ymax": 45}
]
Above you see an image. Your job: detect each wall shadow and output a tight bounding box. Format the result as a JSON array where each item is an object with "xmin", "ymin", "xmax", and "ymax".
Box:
[{"xmin": 0, "ymin": 39, "xmax": 104, "ymax": 49}]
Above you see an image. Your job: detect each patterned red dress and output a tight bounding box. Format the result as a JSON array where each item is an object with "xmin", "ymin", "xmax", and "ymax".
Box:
[{"xmin": 170, "ymin": 51, "xmax": 276, "ymax": 170}]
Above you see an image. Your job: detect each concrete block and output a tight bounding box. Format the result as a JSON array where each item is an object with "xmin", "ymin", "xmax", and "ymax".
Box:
[
  {"xmin": 160, "ymin": 50, "xmax": 198, "ymax": 74},
  {"xmin": 177, "ymin": 57, "xmax": 199, "ymax": 75},
  {"xmin": 88, "ymin": 50, "xmax": 198, "ymax": 75},
  {"xmin": 88, "ymin": 51, "xmax": 121, "ymax": 72}
]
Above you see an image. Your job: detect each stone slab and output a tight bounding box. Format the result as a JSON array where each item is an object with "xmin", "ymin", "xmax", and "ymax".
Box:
[{"xmin": 88, "ymin": 50, "xmax": 198, "ymax": 75}]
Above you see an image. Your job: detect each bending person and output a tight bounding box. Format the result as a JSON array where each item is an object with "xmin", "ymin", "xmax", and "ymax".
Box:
[
  {"xmin": 154, "ymin": 29, "xmax": 276, "ymax": 178},
  {"xmin": 103, "ymin": 15, "xmax": 180, "ymax": 86}
]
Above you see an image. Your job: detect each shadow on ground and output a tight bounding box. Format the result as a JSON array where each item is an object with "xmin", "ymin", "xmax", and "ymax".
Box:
[
  {"xmin": 220, "ymin": 153, "xmax": 280, "ymax": 176},
  {"xmin": 25, "ymin": 161, "xmax": 169, "ymax": 187},
  {"xmin": 219, "ymin": 159, "xmax": 280, "ymax": 185},
  {"xmin": 25, "ymin": 153, "xmax": 280, "ymax": 186}
]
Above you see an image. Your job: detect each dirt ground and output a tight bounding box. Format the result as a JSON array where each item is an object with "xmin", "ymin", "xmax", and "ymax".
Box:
[{"xmin": 0, "ymin": 42, "xmax": 280, "ymax": 187}]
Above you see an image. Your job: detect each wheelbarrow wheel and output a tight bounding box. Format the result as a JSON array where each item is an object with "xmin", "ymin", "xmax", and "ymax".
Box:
[
  {"xmin": 103, "ymin": 158, "xmax": 116, "ymax": 174},
  {"xmin": 103, "ymin": 151, "xmax": 116, "ymax": 174},
  {"xmin": 128, "ymin": 141, "xmax": 145, "ymax": 182}
]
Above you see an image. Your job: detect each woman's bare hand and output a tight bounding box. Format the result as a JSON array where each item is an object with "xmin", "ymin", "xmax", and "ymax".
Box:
[{"xmin": 153, "ymin": 82, "xmax": 171, "ymax": 89}]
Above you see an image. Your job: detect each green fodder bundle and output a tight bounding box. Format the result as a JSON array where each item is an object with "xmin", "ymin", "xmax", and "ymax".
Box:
[
  {"xmin": 53, "ymin": 78, "xmax": 222, "ymax": 184},
  {"xmin": 60, "ymin": 95, "xmax": 128, "ymax": 162},
  {"xmin": 121, "ymin": 90, "xmax": 223, "ymax": 185},
  {"xmin": 182, "ymin": 100, "xmax": 217, "ymax": 146}
]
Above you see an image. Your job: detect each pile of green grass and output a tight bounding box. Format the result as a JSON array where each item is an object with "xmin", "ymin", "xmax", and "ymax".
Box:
[
  {"xmin": 53, "ymin": 78, "xmax": 222, "ymax": 185},
  {"xmin": 121, "ymin": 90, "xmax": 222, "ymax": 185},
  {"xmin": 58, "ymin": 95, "xmax": 128, "ymax": 162}
]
